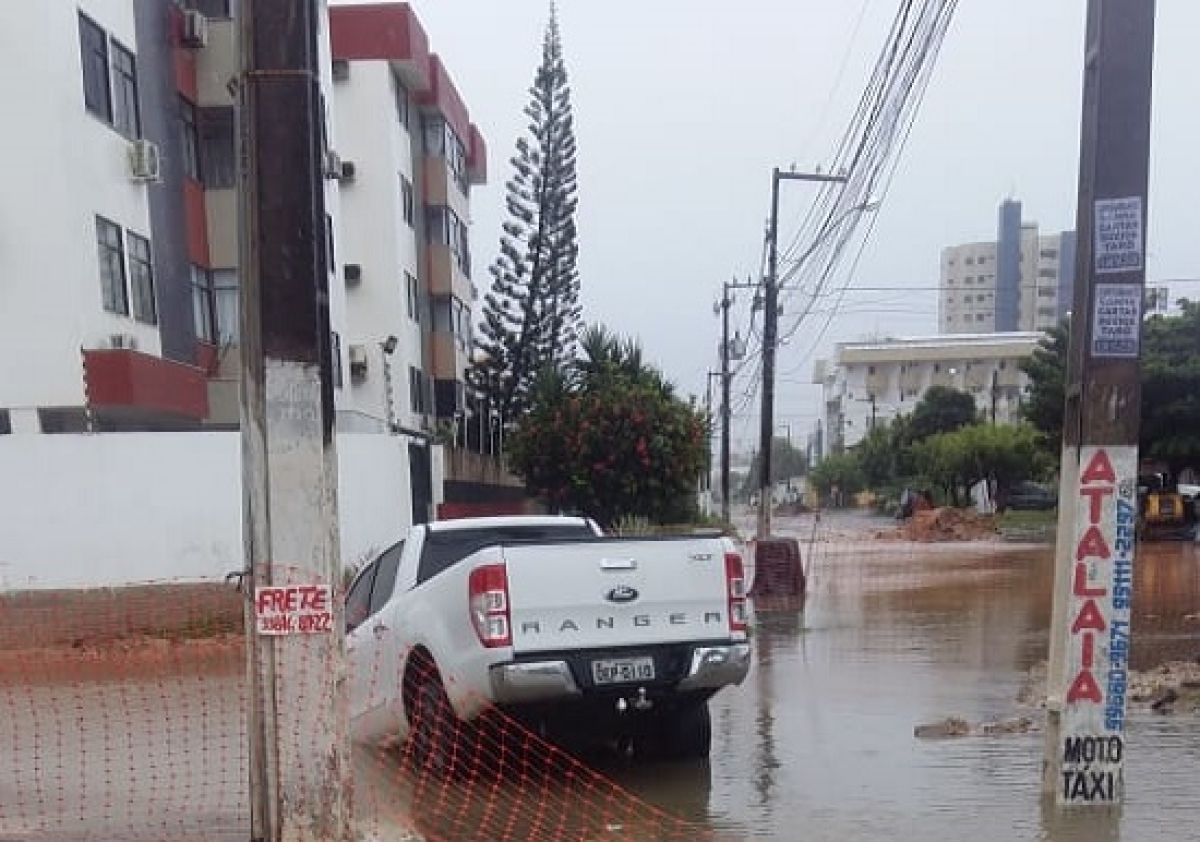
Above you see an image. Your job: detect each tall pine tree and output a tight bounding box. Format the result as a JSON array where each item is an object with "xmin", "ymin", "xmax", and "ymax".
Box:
[{"xmin": 472, "ymin": 5, "xmax": 580, "ymax": 423}]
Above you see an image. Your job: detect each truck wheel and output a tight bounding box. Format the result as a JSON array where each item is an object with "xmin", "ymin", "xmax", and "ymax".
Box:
[
  {"xmin": 660, "ymin": 702, "xmax": 712, "ymax": 761},
  {"xmin": 411, "ymin": 678, "xmax": 464, "ymax": 778}
]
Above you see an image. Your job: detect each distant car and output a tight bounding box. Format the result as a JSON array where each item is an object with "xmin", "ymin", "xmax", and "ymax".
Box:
[{"xmin": 1002, "ymin": 481, "xmax": 1057, "ymax": 512}]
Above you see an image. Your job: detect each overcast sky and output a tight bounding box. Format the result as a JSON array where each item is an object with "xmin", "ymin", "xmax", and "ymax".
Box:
[{"xmin": 404, "ymin": 0, "xmax": 1200, "ymax": 453}]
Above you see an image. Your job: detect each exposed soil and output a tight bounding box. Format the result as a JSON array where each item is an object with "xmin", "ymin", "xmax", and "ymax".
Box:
[
  {"xmin": 0, "ymin": 633, "xmax": 245, "ymax": 684},
  {"xmin": 875, "ymin": 508, "xmax": 1000, "ymax": 543}
]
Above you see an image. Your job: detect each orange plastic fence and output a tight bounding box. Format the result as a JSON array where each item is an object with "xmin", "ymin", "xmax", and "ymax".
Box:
[{"xmin": 0, "ymin": 579, "xmax": 734, "ymax": 842}]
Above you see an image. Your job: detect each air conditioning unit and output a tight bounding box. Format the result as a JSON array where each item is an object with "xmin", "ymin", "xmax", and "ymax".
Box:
[
  {"xmin": 108, "ymin": 333, "xmax": 138, "ymax": 351},
  {"xmin": 331, "ymin": 58, "xmax": 350, "ymax": 82},
  {"xmin": 337, "ymin": 160, "xmax": 356, "ymax": 182},
  {"xmin": 182, "ymin": 10, "xmax": 209, "ymax": 48},
  {"xmin": 348, "ymin": 344, "xmax": 368, "ymax": 378},
  {"xmin": 323, "ymin": 150, "xmax": 343, "ymax": 180},
  {"xmin": 343, "ymin": 264, "xmax": 362, "ymax": 285},
  {"xmin": 128, "ymin": 139, "xmax": 161, "ymax": 182}
]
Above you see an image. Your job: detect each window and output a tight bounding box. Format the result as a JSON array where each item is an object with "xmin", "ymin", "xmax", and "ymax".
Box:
[
  {"xmin": 422, "ymin": 116, "xmax": 446, "ymax": 156},
  {"xmin": 192, "ymin": 265, "xmax": 216, "ymax": 343},
  {"xmin": 96, "ymin": 216, "xmax": 127, "ymax": 315},
  {"xmin": 421, "ymin": 116, "xmax": 468, "ymax": 193},
  {"xmin": 325, "ymin": 214, "xmax": 335, "ymax": 272},
  {"xmin": 400, "ymin": 175, "xmax": 414, "ymax": 227},
  {"xmin": 0, "ymin": 410, "xmax": 10, "ymax": 436},
  {"xmin": 1041, "ymin": 248, "xmax": 1059, "ymax": 259},
  {"xmin": 193, "ymin": 267, "xmax": 239, "ymax": 346},
  {"xmin": 1038, "ymin": 268, "xmax": 1056, "ymax": 279},
  {"xmin": 426, "ymin": 206, "xmax": 470, "ymax": 276},
  {"xmin": 392, "ymin": 73, "xmax": 410, "ymax": 129},
  {"xmin": 331, "ymin": 331, "xmax": 343, "ymax": 389},
  {"xmin": 212, "ymin": 269, "xmax": 239, "ymax": 345},
  {"xmin": 965, "ymin": 257, "xmax": 975, "ymax": 265},
  {"xmin": 1038, "ymin": 287, "xmax": 1056, "ymax": 298},
  {"xmin": 127, "ymin": 232, "xmax": 156, "ymax": 324},
  {"xmin": 433, "ymin": 297, "xmax": 454, "ymax": 333},
  {"xmin": 199, "ymin": 107, "xmax": 236, "ymax": 188},
  {"xmin": 188, "ymin": 0, "xmax": 233, "ymax": 19},
  {"xmin": 344, "ymin": 558, "xmax": 379, "ymax": 633},
  {"xmin": 976, "ymin": 314, "xmax": 986, "ymax": 322},
  {"xmin": 79, "ymin": 14, "xmax": 111, "ymax": 121},
  {"xmin": 416, "ymin": 524, "xmax": 595, "ymax": 585},
  {"xmin": 111, "ymin": 42, "xmax": 140, "ymax": 137},
  {"xmin": 405, "ymin": 272, "xmax": 420, "ymax": 321},
  {"xmin": 369, "ymin": 543, "xmax": 404, "ymax": 615},
  {"xmin": 409, "ymin": 366, "xmax": 427, "ymax": 414},
  {"xmin": 180, "ymin": 98, "xmax": 201, "ymax": 181}
]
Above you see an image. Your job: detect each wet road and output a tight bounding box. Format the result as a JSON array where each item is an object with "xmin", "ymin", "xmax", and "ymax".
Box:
[
  {"xmin": 691, "ymin": 511, "xmax": 1200, "ymax": 842},
  {"xmin": 3, "ymin": 512, "xmax": 1199, "ymax": 841}
]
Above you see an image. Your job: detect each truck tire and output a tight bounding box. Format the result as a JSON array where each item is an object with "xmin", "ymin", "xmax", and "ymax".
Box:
[
  {"xmin": 410, "ymin": 677, "xmax": 465, "ymax": 778},
  {"xmin": 660, "ymin": 701, "xmax": 712, "ymax": 761}
]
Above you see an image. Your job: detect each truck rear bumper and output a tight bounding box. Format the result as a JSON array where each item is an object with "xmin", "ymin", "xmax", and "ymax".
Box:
[
  {"xmin": 488, "ymin": 641, "xmax": 751, "ymax": 705},
  {"xmin": 489, "ymin": 660, "xmax": 583, "ymax": 704},
  {"xmin": 677, "ymin": 643, "xmax": 752, "ymax": 690}
]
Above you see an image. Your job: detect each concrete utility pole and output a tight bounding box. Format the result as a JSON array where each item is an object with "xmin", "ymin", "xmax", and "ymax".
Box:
[
  {"xmin": 238, "ymin": 2, "xmax": 352, "ymax": 840},
  {"xmin": 758, "ymin": 169, "xmax": 850, "ymax": 539},
  {"xmin": 717, "ymin": 279, "xmax": 753, "ymax": 523},
  {"xmin": 1042, "ymin": 0, "xmax": 1155, "ymax": 807}
]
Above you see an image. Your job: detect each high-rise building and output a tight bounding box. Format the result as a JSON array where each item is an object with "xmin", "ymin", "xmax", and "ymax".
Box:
[{"xmin": 940, "ymin": 199, "xmax": 1075, "ymax": 334}]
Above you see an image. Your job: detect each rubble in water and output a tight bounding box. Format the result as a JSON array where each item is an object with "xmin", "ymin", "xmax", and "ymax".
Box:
[
  {"xmin": 914, "ymin": 716, "xmax": 1036, "ymax": 739},
  {"xmin": 1019, "ymin": 659, "xmax": 1200, "ymax": 714}
]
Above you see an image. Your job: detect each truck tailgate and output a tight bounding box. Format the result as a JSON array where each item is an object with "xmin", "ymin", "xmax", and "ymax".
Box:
[{"xmin": 503, "ymin": 539, "xmax": 733, "ymax": 654}]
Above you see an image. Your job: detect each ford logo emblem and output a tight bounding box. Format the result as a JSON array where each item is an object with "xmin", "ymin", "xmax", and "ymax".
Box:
[{"xmin": 606, "ymin": 585, "xmax": 639, "ymax": 604}]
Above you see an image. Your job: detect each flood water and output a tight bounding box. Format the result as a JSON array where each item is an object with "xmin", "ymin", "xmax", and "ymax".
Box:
[
  {"xmin": 3, "ymin": 510, "xmax": 1198, "ymax": 842},
  {"xmin": 652, "ymin": 510, "xmax": 1200, "ymax": 842}
]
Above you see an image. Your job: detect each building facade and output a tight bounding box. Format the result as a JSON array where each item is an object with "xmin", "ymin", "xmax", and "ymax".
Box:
[
  {"xmin": 940, "ymin": 199, "xmax": 1076, "ymax": 335},
  {"xmin": 0, "ymin": 1, "xmax": 484, "ymax": 441},
  {"xmin": 813, "ymin": 332, "xmax": 1043, "ymax": 457},
  {"xmin": 329, "ymin": 5, "xmax": 487, "ymax": 436}
]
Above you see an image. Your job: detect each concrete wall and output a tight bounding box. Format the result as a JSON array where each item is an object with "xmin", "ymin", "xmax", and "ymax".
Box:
[{"xmin": 0, "ymin": 432, "xmax": 422, "ymax": 590}]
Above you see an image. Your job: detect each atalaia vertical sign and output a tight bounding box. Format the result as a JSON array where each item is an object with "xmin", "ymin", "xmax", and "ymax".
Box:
[{"xmin": 1057, "ymin": 446, "xmax": 1137, "ymax": 804}]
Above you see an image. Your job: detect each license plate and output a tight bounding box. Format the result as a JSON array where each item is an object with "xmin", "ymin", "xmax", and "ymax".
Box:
[{"xmin": 591, "ymin": 656, "xmax": 655, "ymax": 685}]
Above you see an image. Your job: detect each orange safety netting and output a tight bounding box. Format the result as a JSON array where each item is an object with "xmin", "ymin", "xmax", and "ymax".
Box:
[{"xmin": 0, "ymin": 578, "xmax": 736, "ymax": 842}]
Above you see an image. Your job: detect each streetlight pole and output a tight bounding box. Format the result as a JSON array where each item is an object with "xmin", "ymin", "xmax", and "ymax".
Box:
[{"xmin": 757, "ymin": 169, "xmax": 862, "ymax": 539}]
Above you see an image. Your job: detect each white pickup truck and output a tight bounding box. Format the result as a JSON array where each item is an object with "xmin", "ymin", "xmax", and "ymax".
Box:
[{"xmin": 343, "ymin": 515, "xmax": 750, "ymax": 767}]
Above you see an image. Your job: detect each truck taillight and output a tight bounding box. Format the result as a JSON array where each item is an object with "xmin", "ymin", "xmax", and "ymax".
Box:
[
  {"xmin": 468, "ymin": 563, "xmax": 512, "ymax": 648},
  {"xmin": 725, "ymin": 551, "xmax": 747, "ymax": 633}
]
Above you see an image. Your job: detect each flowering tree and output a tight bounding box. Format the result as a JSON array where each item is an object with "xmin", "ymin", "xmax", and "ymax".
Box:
[{"xmin": 505, "ymin": 328, "xmax": 708, "ymax": 526}]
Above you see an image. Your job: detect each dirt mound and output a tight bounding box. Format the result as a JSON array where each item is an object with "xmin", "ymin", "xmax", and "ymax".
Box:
[{"xmin": 877, "ymin": 507, "xmax": 999, "ymax": 542}]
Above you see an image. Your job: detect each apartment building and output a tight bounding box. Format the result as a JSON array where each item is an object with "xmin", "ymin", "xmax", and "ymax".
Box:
[
  {"xmin": 0, "ymin": 1, "xmax": 483, "ymax": 440},
  {"xmin": 329, "ymin": 4, "xmax": 487, "ymax": 435},
  {"xmin": 813, "ymin": 332, "xmax": 1042, "ymax": 456},
  {"xmin": 940, "ymin": 199, "xmax": 1076, "ymax": 335}
]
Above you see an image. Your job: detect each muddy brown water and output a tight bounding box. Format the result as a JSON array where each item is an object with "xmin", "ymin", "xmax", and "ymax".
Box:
[{"xmin": 2, "ymin": 512, "xmax": 1198, "ymax": 841}]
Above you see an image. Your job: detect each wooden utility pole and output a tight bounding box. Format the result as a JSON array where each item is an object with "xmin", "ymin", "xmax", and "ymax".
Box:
[
  {"xmin": 238, "ymin": 1, "xmax": 351, "ymax": 839},
  {"xmin": 1042, "ymin": 0, "xmax": 1155, "ymax": 807}
]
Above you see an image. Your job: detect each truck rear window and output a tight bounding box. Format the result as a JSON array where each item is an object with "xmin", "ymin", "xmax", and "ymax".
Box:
[{"xmin": 417, "ymin": 524, "xmax": 596, "ymax": 584}]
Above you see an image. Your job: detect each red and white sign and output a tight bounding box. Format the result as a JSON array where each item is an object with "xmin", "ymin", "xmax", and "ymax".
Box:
[
  {"xmin": 1057, "ymin": 445, "xmax": 1137, "ymax": 805},
  {"xmin": 255, "ymin": 585, "xmax": 334, "ymax": 635}
]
